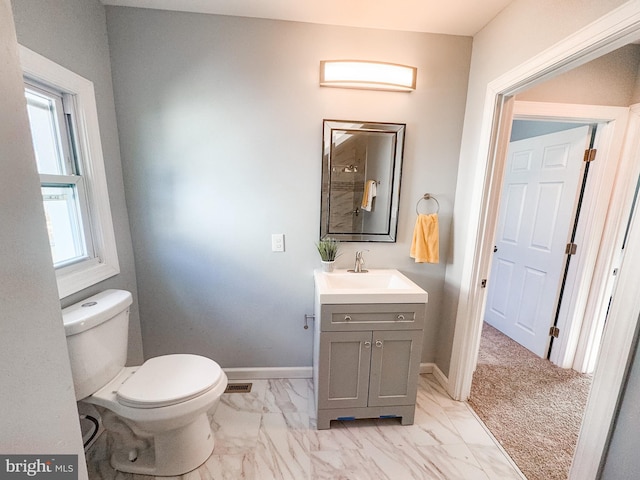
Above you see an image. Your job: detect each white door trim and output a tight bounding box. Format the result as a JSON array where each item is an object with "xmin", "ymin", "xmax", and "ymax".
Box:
[
  {"xmin": 572, "ymin": 103, "xmax": 640, "ymax": 477},
  {"xmin": 573, "ymin": 103, "xmax": 640, "ymax": 373},
  {"xmin": 447, "ymin": 2, "xmax": 640, "ymax": 479}
]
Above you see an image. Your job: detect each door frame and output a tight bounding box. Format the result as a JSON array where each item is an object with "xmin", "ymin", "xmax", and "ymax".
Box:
[
  {"xmin": 446, "ymin": 3, "xmax": 640, "ymax": 479},
  {"xmin": 573, "ymin": 103, "xmax": 640, "ymax": 373},
  {"xmin": 510, "ymin": 102, "xmax": 628, "ymax": 370}
]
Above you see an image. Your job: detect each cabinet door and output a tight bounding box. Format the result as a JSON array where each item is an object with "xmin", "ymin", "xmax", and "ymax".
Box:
[
  {"xmin": 317, "ymin": 331, "xmax": 372, "ymax": 409},
  {"xmin": 368, "ymin": 330, "xmax": 423, "ymax": 407}
]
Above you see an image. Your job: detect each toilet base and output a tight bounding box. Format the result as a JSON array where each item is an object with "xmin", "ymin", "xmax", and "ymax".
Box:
[{"xmin": 110, "ymin": 412, "xmax": 214, "ymax": 476}]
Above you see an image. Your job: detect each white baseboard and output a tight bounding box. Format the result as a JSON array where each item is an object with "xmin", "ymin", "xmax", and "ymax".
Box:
[
  {"xmin": 420, "ymin": 362, "xmax": 449, "ymax": 391},
  {"xmin": 224, "ymin": 364, "xmax": 449, "ymax": 387},
  {"xmin": 224, "ymin": 366, "xmax": 312, "ymax": 380}
]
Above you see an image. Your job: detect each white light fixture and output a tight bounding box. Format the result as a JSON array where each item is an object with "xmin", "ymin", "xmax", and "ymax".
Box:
[{"xmin": 319, "ymin": 60, "xmax": 417, "ymax": 92}]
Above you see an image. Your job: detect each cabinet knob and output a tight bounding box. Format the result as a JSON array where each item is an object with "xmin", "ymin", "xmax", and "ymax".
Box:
[
  {"xmin": 364, "ymin": 341, "xmax": 371, "ymax": 348},
  {"xmin": 397, "ymin": 314, "xmax": 405, "ymax": 320},
  {"xmin": 344, "ymin": 315, "xmax": 352, "ymax": 321},
  {"xmin": 375, "ymin": 340, "xmax": 383, "ymax": 348}
]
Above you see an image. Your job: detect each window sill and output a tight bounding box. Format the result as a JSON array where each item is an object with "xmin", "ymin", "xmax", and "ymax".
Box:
[{"xmin": 56, "ymin": 259, "xmax": 120, "ymax": 299}]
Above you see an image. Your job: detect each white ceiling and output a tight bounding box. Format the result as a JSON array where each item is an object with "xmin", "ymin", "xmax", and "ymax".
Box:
[{"xmin": 100, "ymin": 0, "xmax": 514, "ymax": 36}]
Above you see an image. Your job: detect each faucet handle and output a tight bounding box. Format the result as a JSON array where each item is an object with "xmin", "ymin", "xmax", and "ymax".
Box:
[{"xmin": 351, "ymin": 249, "xmax": 369, "ymax": 273}]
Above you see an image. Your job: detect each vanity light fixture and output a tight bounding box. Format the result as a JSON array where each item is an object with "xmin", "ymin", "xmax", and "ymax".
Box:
[{"xmin": 319, "ymin": 60, "xmax": 417, "ymax": 92}]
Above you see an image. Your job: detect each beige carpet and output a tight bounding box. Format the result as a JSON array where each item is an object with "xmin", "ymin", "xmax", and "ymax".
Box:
[{"xmin": 468, "ymin": 323, "xmax": 592, "ymax": 480}]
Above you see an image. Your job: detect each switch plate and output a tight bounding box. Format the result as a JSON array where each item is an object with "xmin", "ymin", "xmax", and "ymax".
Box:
[{"xmin": 271, "ymin": 233, "xmax": 285, "ymax": 252}]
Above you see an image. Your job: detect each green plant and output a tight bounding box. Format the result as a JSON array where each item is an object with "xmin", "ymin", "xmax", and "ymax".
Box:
[{"xmin": 316, "ymin": 238, "xmax": 340, "ymax": 261}]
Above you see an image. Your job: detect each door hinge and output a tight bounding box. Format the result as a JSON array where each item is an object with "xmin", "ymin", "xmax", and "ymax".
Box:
[
  {"xmin": 565, "ymin": 243, "xmax": 578, "ymax": 255},
  {"xmin": 583, "ymin": 148, "xmax": 597, "ymax": 162},
  {"xmin": 549, "ymin": 326, "xmax": 560, "ymax": 338},
  {"xmin": 481, "ymin": 279, "xmax": 487, "ymax": 288}
]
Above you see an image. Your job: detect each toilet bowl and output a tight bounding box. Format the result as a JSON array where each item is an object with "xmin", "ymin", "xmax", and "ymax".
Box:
[
  {"xmin": 86, "ymin": 354, "xmax": 227, "ymax": 475},
  {"xmin": 62, "ymin": 290, "xmax": 228, "ymax": 476}
]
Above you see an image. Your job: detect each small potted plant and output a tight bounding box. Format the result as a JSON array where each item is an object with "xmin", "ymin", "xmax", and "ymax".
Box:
[{"xmin": 316, "ymin": 237, "xmax": 340, "ymax": 272}]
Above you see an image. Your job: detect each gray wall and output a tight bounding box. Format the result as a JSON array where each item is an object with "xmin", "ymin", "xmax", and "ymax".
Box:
[
  {"xmin": 510, "ymin": 121, "xmax": 585, "ymax": 142},
  {"xmin": 0, "ymin": 0, "xmax": 88, "ymax": 476},
  {"xmin": 11, "ymin": 0, "xmax": 144, "ymax": 365},
  {"xmin": 105, "ymin": 7, "xmax": 472, "ymax": 368},
  {"xmin": 517, "ymin": 44, "xmax": 640, "ymax": 107}
]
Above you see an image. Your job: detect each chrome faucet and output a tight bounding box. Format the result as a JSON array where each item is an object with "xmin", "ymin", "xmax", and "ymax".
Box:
[{"xmin": 352, "ymin": 250, "xmax": 368, "ymax": 273}]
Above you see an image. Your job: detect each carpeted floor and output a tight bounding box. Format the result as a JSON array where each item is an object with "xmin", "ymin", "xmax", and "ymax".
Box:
[{"xmin": 468, "ymin": 323, "xmax": 592, "ymax": 480}]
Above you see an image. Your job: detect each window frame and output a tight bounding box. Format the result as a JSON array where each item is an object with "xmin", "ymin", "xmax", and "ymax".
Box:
[
  {"xmin": 20, "ymin": 45, "xmax": 120, "ymax": 299},
  {"xmin": 26, "ymin": 81, "xmax": 95, "ymax": 268}
]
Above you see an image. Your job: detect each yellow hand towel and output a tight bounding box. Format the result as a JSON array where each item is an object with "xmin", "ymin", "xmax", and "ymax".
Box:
[
  {"xmin": 410, "ymin": 213, "xmax": 439, "ymax": 264},
  {"xmin": 361, "ymin": 180, "xmax": 377, "ymax": 211}
]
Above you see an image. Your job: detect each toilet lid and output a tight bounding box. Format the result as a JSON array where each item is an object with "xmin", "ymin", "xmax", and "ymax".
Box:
[{"xmin": 116, "ymin": 354, "xmax": 222, "ymax": 408}]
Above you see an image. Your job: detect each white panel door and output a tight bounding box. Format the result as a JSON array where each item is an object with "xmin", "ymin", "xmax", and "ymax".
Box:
[{"xmin": 485, "ymin": 125, "xmax": 590, "ymax": 357}]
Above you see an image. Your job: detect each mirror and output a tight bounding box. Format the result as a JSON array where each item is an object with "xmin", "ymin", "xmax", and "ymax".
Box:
[{"xmin": 320, "ymin": 120, "xmax": 405, "ymax": 242}]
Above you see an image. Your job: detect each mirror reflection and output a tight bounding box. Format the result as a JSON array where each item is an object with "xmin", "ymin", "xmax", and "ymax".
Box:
[{"xmin": 320, "ymin": 120, "xmax": 405, "ymax": 242}]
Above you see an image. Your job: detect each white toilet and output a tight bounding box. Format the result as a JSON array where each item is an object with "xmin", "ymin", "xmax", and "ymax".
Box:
[{"xmin": 62, "ymin": 289, "xmax": 228, "ymax": 476}]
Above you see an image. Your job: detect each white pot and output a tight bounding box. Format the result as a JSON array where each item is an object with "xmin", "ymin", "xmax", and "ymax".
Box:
[{"xmin": 320, "ymin": 260, "xmax": 336, "ymax": 272}]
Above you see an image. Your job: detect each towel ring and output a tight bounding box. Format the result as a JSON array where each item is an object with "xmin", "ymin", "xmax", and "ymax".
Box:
[{"xmin": 416, "ymin": 194, "xmax": 440, "ymax": 215}]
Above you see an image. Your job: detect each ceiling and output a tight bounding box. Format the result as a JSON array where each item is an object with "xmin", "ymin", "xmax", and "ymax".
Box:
[{"xmin": 100, "ymin": 0, "xmax": 514, "ymax": 36}]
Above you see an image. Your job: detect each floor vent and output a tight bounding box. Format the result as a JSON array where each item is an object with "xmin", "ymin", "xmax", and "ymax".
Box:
[{"xmin": 224, "ymin": 383, "xmax": 253, "ymax": 394}]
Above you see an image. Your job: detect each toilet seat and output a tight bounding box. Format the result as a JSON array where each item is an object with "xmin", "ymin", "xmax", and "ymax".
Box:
[{"xmin": 116, "ymin": 354, "xmax": 223, "ymax": 409}]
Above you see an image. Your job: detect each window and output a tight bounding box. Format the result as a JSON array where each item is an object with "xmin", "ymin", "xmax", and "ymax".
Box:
[
  {"xmin": 20, "ymin": 46, "xmax": 119, "ymax": 298},
  {"xmin": 25, "ymin": 82, "xmax": 93, "ymax": 268}
]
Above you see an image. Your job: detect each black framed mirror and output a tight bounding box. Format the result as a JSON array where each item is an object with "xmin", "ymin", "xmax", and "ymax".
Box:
[{"xmin": 320, "ymin": 119, "xmax": 405, "ymax": 242}]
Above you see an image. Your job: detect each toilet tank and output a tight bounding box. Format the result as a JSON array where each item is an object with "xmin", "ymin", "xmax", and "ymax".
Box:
[{"xmin": 62, "ymin": 289, "xmax": 133, "ymax": 400}]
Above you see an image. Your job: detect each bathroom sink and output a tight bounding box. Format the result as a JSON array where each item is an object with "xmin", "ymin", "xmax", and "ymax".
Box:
[{"xmin": 314, "ymin": 269, "xmax": 428, "ymax": 304}]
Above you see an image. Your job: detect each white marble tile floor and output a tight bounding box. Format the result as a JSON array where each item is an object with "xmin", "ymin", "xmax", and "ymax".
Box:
[{"xmin": 86, "ymin": 374, "xmax": 526, "ymax": 480}]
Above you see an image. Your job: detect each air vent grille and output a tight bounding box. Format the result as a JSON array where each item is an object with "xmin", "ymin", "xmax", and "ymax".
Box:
[{"xmin": 224, "ymin": 383, "xmax": 252, "ymax": 394}]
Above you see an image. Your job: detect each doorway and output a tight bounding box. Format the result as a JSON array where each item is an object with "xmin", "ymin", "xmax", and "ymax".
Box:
[
  {"xmin": 485, "ymin": 121, "xmax": 596, "ymax": 360},
  {"xmin": 470, "ymin": 106, "xmax": 621, "ymax": 478},
  {"xmin": 481, "ymin": 100, "xmax": 630, "ymax": 374}
]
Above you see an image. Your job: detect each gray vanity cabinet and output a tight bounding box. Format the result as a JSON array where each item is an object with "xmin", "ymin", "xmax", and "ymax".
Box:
[{"xmin": 313, "ymin": 303, "xmax": 426, "ymax": 430}]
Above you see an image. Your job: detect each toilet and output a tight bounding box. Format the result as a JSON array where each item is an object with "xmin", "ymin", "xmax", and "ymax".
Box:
[{"xmin": 62, "ymin": 289, "xmax": 228, "ymax": 476}]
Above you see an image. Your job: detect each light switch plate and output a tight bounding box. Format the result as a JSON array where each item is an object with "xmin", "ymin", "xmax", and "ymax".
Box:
[{"xmin": 271, "ymin": 233, "xmax": 285, "ymax": 252}]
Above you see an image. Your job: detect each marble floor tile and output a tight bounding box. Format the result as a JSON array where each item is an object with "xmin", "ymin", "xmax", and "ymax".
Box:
[
  {"xmin": 444, "ymin": 402, "xmax": 497, "ymax": 447},
  {"xmin": 310, "ymin": 448, "xmax": 391, "ymax": 480},
  {"xmin": 415, "ymin": 443, "xmax": 491, "ymax": 480},
  {"xmin": 84, "ymin": 374, "xmax": 524, "ymax": 480},
  {"xmin": 467, "ymin": 444, "xmax": 526, "ymax": 480},
  {"xmin": 210, "ymin": 402, "xmax": 262, "ymax": 454},
  {"xmin": 308, "ymin": 420, "xmax": 366, "ymax": 452},
  {"xmin": 380, "ymin": 407, "xmax": 464, "ymax": 447},
  {"xmin": 263, "ymin": 378, "xmax": 312, "ymax": 414},
  {"xmin": 311, "ymin": 441, "xmax": 489, "ymax": 480},
  {"xmin": 197, "ymin": 453, "xmax": 255, "ymax": 480},
  {"xmin": 254, "ymin": 412, "xmax": 311, "ymax": 479}
]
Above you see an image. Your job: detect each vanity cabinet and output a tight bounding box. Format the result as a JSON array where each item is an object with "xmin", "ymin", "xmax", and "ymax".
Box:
[{"xmin": 313, "ymin": 303, "xmax": 426, "ymax": 430}]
